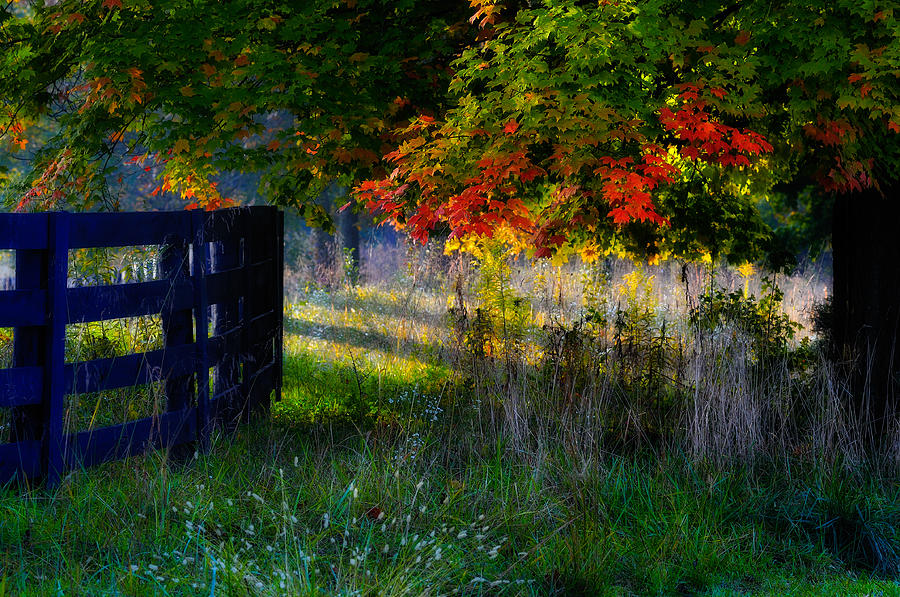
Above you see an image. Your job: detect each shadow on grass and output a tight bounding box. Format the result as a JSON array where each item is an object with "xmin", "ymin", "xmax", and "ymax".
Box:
[{"xmin": 284, "ymin": 316, "xmax": 446, "ymax": 367}]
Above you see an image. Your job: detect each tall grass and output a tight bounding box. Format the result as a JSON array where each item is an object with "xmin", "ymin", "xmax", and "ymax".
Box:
[{"xmin": 0, "ymin": 233, "xmax": 898, "ymax": 594}]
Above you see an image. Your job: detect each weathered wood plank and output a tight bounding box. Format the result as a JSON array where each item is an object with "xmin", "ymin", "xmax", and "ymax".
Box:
[
  {"xmin": 0, "ymin": 441, "xmax": 42, "ymax": 483},
  {"xmin": 191, "ymin": 211, "xmax": 212, "ymax": 450},
  {"xmin": 45, "ymin": 212, "xmax": 70, "ymax": 485},
  {"xmin": 68, "ymin": 212, "xmax": 190, "ymax": 249},
  {"xmin": 65, "ymin": 343, "xmax": 195, "ymax": 394},
  {"xmin": 206, "ymin": 266, "xmax": 244, "ymax": 305},
  {"xmin": 0, "ymin": 367, "xmax": 43, "ymax": 407},
  {"xmin": 203, "ymin": 207, "xmax": 250, "ymax": 243},
  {"xmin": 65, "ymin": 409, "xmax": 197, "ymax": 469},
  {"xmin": 0, "ymin": 214, "xmax": 49, "ymax": 250},
  {"xmin": 0, "ymin": 290, "xmax": 46, "ymax": 327},
  {"xmin": 66, "ymin": 279, "xmax": 193, "ymax": 323}
]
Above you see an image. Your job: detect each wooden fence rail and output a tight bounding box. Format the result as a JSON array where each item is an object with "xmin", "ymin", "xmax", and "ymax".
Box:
[{"xmin": 0, "ymin": 207, "xmax": 284, "ymax": 485}]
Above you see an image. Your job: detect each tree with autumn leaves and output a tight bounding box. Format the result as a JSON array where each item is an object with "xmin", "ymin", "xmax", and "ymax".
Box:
[
  {"xmin": 0, "ymin": 0, "xmax": 468, "ymax": 217},
  {"xmin": 357, "ymin": 0, "xmax": 900, "ymax": 444},
  {"xmin": 2, "ymin": 0, "xmax": 899, "ymax": 443}
]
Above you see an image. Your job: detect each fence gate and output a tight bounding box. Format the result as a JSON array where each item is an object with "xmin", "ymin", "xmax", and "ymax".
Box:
[{"xmin": 0, "ymin": 207, "xmax": 284, "ymax": 485}]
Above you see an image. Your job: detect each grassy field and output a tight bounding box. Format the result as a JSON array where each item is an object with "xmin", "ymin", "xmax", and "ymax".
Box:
[{"xmin": 1, "ymin": 240, "xmax": 899, "ymax": 595}]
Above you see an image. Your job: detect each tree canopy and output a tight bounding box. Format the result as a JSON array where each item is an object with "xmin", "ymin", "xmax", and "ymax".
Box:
[
  {"xmin": 3, "ymin": 1, "xmax": 897, "ymax": 263},
  {"xmin": 357, "ymin": 0, "xmax": 899, "ymax": 266},
  {"xmin": 0, "ymin": 0, "xmax": 468, "ymax": 226}
]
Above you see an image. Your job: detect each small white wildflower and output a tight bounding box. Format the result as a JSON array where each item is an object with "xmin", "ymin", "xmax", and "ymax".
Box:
[
  {"xmin": 456, "ymin": 530, "xmax": 467, "ymax": 539},
  {"xmin": 129, "ymin": 565, "xmax": 138, "ymax": 572},
  {"xmin": 382, "ymin": 544, "xmax": 390, "ymax": 554},
  {"xmin": 148, "ymin": 564, "xmax": 159, "ymax": 572}
]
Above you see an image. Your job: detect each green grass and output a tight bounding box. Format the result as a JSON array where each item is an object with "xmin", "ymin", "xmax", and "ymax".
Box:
[
  {"xmin": 1, "ymin": 426, "xmax": 898, "ymax": 595},
  {"xmin": 1, "ymin": 265, "xmax": 899, "ymax": 595}
]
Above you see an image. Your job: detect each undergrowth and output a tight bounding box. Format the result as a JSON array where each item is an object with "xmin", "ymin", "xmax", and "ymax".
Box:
[{"xmin": 1, "ymin": 238, "xmax": 898, "ymax": 595}]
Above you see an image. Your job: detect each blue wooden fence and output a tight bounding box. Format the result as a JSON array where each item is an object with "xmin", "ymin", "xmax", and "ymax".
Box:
[{"xmin": 0, "ymin": 206, "xmax": 284, "ymax": 485}]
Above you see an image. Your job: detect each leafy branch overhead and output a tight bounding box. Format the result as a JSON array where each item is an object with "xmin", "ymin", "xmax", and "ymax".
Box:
[
  {"xmin": 0, "ymin": 0, "xmax": 470, "ymax": 217},
  {"xmin": 356, "ymin": 0, "xmax": 899, "ymax": 264},
  {"xmin": 1, "ymin": 0, "xmax": 898, "ymax": 266}
]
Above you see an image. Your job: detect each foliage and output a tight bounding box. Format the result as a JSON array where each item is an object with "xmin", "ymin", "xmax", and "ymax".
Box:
[
  {"xmin": 690, "ymin": 279, "xmax": 808, "ymax": 366},
  {"xmin": 0, "ymin": 0, "xmax": 470, "ymax": 218},
  {"xmin": 356, "ymin": 0, "xmax": 900, "ymax": 266},
  {"xmin": 466, "ymin": 241, "xmax": 529, "ymax": 361}
]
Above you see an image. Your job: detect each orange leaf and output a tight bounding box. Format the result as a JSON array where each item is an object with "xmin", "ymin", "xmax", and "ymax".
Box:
[
  {"xmin": 102, "ymin": 0, "xmax": 123, "ymax": 9},
  {"xmin": 503, "ymin": 120, "xmax": 519, "ymax": 135},
  {"xmin": 734, "ymin": 30, "xmax": 751, "ymax": 46}
]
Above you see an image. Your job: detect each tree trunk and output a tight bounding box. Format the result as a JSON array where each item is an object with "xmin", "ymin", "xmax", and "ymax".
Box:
[
  {"xmin": 831, "ymin": 184, "xmax": 900, "ymax": 447},
  {"xmin": 340, "ymin": 208, "xmax": 360, "ymax": 284}
]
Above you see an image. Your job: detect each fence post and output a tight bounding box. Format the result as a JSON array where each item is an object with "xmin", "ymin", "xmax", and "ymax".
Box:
[
  {"xmin": 274, "ymin": 209, "xmax": 284, "ymax": 404},
  {"xmin": 191, "ymin": 212, "xmax": 211, "ymax": 451},
  {"xmin": 238, "ymin": 209, "xmax": 254, "ymax": 424},
  {"xmin": 160, "ymin": 227, "xmax": 194, "ymax": 455},
  {"xmin": 44, "ymin": 212, "xmax": 69, "ymax": 485},
  {"xmin": 11, "ymin": 251, "xmax": 48, "ymax": 450},
  {"xmin": 212, "ymin": 212, "xmax": 242, "ymax": 431}
]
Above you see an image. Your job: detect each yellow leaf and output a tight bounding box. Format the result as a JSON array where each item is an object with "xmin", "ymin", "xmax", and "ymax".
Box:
[
  {"xmin": 180, "ymin": 86, "xmax": 195, "ymax": 97},
  {"xmin": 173, "ymin": 138, "xmax": 190, "ymax": 154}
]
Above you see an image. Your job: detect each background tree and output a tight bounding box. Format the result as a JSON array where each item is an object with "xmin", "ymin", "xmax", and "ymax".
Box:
[
  {"xmin": 0, "ymin": 0, "xmax": 470, "ymax": 220},
  {"xmin": 356, "ymin": 0, "xmax": 900, "ymax": 444}
]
